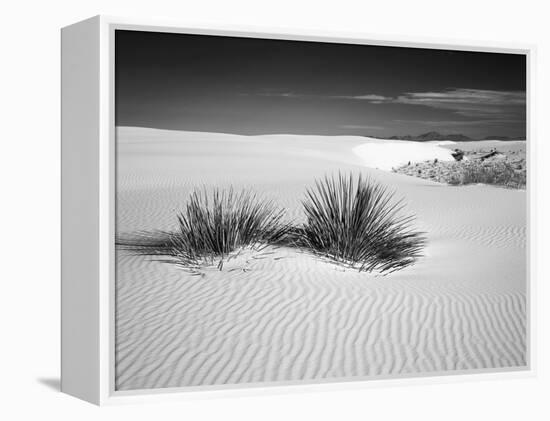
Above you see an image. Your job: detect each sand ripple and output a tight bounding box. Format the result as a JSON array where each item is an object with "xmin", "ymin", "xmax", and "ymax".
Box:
[
  {"xmin": 115, "ymin": 128, "xmax": 527, "ymax": 391},
  {"xmin": 115, "ymin": 248, "xmax": 526, "ymax": 390}
]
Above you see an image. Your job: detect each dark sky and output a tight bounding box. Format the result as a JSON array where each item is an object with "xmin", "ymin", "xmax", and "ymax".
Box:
[{"xmin": 115, "ymin": 30, "xmax": 526, "ymax": 138}]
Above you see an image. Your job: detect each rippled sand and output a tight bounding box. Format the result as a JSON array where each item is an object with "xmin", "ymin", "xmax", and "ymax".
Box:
[{"xmin": 115, "ymin": 127, "xmax": 527, "ymax": 391}]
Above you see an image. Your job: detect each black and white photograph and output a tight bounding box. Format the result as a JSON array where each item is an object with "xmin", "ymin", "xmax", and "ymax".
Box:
[{"xmin": 114, "ymin": 29, "xmax": 527, "ymax": 391}]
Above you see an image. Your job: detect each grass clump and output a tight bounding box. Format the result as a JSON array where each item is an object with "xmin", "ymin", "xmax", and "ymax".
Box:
[
  {"xmin": 118, "ymin": 187, "xmax": 289, "ymax": 270},
  {"xmin": 295, "ymin": 173, "xmax": 425, "ymax": 273},
  {"xmin": 118, "ymin": 176, "xmax": 427, "ymax": 274}
]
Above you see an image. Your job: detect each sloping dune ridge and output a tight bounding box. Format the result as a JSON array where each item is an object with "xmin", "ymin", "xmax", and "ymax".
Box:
[{"xmin": 115, "ymin": 127, "xmax": 527, "ymax": 391}]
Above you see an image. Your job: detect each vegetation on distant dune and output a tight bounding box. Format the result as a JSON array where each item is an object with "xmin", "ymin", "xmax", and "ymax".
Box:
[
  {"xmin": 395, "ymin": 159, "xmax": 526, "ymax": 189},
  {"xmin": 293, "ymin": 173, "xmax": 425, "ymax": 273},
  {"xmin": 458, "ymin": 162, "xmax": 526, "ymax": 188}
]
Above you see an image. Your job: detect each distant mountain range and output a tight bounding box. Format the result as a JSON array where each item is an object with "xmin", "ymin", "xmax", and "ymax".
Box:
[
  {"xmin": 381, "ymin": 131, "xmax": 525, "ymax": 142},
  {"xmin": 480, "ymin": 135, "xmax": 526, "ymax": 141},
  {"xmin": 387, "ymin": 131, "xmax": 472, "ymax": 142}
]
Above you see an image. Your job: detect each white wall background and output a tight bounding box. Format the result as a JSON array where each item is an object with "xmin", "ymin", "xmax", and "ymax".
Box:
[{"xmin": 1, "ymin": 0, "xmax": 548, "ymax": 419}]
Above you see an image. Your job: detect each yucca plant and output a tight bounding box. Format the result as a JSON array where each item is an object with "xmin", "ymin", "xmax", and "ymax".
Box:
[
  {"xmin": 296, "ymin": 173, "xmax": 425, "ymax": 273},
  {"xmin": 117, "ymin": 187, "xmax": 290, "ymax": 270}
]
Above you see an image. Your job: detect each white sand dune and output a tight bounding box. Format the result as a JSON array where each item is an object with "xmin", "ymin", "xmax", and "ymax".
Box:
[
  {"xmin": 352, "ymin": 139, "xmax": 455, "ymax": 170},
  {"xmin": 427, "ymin": 140, "xmax": 457, "ymax": 146},
  {"xmin": 115, "ymin": 127, "xmax": 527, "ymax": 391}
]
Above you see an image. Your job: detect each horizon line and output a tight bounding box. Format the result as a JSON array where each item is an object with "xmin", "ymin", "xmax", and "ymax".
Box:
[{"xmin": 115, "ymin": 125, "xmax": 527, "ymax": 140}]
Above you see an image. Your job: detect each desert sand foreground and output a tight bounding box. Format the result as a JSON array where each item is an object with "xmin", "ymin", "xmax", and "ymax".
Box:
[{"xmin": 115, "ymin": 127, "xmax": 527, "ymax": 391}]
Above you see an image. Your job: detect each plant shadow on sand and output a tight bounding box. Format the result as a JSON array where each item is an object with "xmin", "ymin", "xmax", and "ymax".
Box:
[{"xmin": 117, "ymin": 173, "xmax": 426, "ymax": 275}]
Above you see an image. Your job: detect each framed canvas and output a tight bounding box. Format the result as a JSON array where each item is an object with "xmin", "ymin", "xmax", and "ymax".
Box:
[{"xmin": 61, "ymin": 15, "xmax": 535, "ymax": 405}]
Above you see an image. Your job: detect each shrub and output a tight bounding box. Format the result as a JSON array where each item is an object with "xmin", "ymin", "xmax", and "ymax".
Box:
[
  {"xmin": 296, "ymin": 173, "xmax": 425, "ymax": 273},
  {"xmin": 117, "ymin": 187, "xmax": 289, "ymax": 269},
  {"xmin": 460, "ymin": 162, "xmax": 526, "ymax": 188},
  {"xmin": 392, "ymin": 158, "xmax": 526, "ymax": 189}
]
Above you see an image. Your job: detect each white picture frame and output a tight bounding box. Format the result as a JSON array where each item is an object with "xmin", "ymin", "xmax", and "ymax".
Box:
[{"xmin": 61, "ymin": 15, "xmax": 535, "ymax": 405}]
